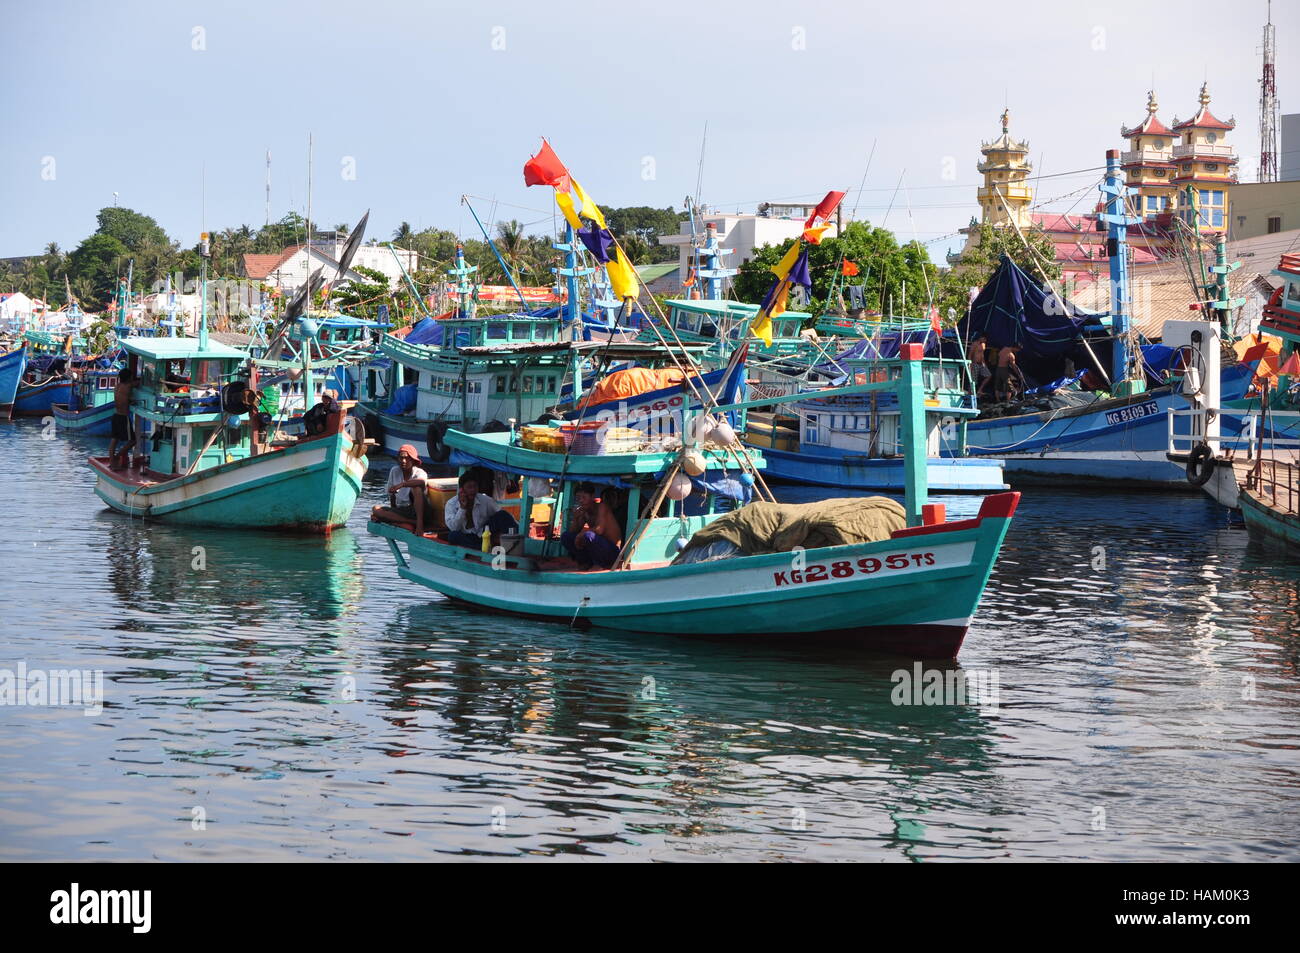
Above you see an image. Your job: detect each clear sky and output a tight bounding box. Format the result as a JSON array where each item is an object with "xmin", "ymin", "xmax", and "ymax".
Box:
[{"xmin": 0, "ymin": 0, "xmax": 1291, "ymax": 262}]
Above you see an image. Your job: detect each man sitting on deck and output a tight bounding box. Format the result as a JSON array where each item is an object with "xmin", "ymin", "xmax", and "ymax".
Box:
[
  {"xmin": 107, "ymin": 368, "xmax": 138, "ymax": 470},
  {"xmin": 561, "ymin": 482, "xmax": 623, "ymax": 570},
  {"xmin": 444, "ymin": 472, "xmax": 517, "ymax": 549},
  {"xmin": 371, "ymin": 444, "xmax": 432, "ymax": 535}
]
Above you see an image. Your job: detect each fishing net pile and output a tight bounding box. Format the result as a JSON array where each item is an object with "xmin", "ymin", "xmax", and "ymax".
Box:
[{"xmin": 673, "ymin": 497, "xmax": 906, "ymax": 564}]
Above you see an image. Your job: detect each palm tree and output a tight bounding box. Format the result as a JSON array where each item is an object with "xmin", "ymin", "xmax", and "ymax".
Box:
[
  {"xmin": 334, "ymin": 222, "xmax": 350, "ymax": 238},
  {"xmin": 392, "ymin": 222, "xmax": 413, "ymax": 246},
  {"xmin": 495, "ymin": 220, "xmax": 530, "ymax": 283}
]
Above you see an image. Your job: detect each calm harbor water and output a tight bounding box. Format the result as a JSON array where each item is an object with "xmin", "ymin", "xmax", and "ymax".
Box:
[{"xmin": 1, "ymin": 418, "xmax": 1298, "ymax": 862}]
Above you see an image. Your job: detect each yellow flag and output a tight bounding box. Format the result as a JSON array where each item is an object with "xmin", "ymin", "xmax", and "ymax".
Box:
[
  {"xmin": 555, "ymin": 190, "xmax": 583, "ymax": 231},
  {"xmin": 771, "ymin": 242, "xmax": 802, "ymax": 279},
  {"xmin": 606, "ymin": 247, "xmax": 639, "ymax": 299},
  {"xmin": 571, "ymin": 179, "xmax": 607, "ymax": 229},
  {"xmin": 750, "ymin": 308, "xmax": 773, "ymax": 347}
]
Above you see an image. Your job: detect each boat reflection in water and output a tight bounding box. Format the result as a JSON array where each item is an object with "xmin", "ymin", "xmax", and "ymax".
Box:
[
  {"xmin": 361, "ymin": 599, "xmax": 1005, "ymax": 859},
  {"xmin": 101, "ymin": 515, "xmax": 365, "ymax": 626}
]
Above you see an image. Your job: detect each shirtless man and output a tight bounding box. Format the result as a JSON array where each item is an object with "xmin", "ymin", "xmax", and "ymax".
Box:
[
  {"xmin": 967, "ymin": 334, "xmax": 992, "ymax": 399},
  {"xmin": 562, "ymin": 482, "xmax": 623, "ymax": 569},
  {"xmin": 995, "ymin": 345, "xmax": 1025, "ymax": 402},
  {"xmin": 107, "ymin": 368, "xmax": 138, "ymax": 470}
]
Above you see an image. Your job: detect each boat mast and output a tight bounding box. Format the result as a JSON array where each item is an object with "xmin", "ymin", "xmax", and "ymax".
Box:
[
  {"xmin": 1100, "ymin": 149, "xmax": 1142, "ymax": 394},
  {"xmin": 698, "ymin": 221, "xmax": 735, "ymax": 302},
  {"xmin": 199, "ymin": 233, "xmax": 210, "ymax": 350}
]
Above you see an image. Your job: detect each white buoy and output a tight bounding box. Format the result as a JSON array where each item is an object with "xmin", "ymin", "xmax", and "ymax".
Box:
[
  {"xmin": 682, "ymin": 448, "xmax": 707, "ymax": 476},
  {"xmin": 666, "ymin": 473, "xmax": 693, "ymax": 501}
]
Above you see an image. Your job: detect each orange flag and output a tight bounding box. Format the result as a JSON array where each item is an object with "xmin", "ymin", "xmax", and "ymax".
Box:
[{"xmin": 841, "ymin": 259, "xmax": 859, "ymax": 276}]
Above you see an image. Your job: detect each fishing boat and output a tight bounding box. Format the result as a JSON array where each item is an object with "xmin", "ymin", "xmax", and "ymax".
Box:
[
  {"xmin": 951, "ymin": 150, "xmax": 1255, "ymax": 487},
  {"xmin": 53, "ymin": 360, "xmax": 124, "ymax": 436},
  {"xmin": 744, "ymin": 345, "xmax": 1007, "ymax": 492},
  {"xmin": 89, "ymin": 232, "xmax": 368, "ymax": 532},
  {"xmin": 369, "ymin": 342, "xmax": 1020, "ymax": 657},
  {"xmin": 0, "ymin": 342, "xmax": 27, "ymax": 419}
]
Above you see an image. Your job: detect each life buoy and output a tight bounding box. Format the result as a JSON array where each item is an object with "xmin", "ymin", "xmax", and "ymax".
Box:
[
  {"xmin": 427, "ymin": 420, "xmax": 450, "ymax": 463},
  {"xmin": 1186, "ymin": 443, "xmax": 1215, "ymax": 487},
  {"xmin": 363, "ymin": 412, "xmax": 384, "ymax": 453}
]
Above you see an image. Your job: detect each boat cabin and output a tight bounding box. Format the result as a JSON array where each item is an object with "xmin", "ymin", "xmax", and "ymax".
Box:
[
  {"xmin": 121, "ymin": 336, "xmax": 252, "ymax": 474},
  {"xmin": 416, "ymin": 426, "xmax": 762, "ymax": 571}
]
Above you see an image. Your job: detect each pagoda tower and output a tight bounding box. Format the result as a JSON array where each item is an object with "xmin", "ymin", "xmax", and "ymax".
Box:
[
  {"xmin": 1170, "ymin": 83, "xmax": 1238, "ymax": 234},
  {"xmin": 1120, "ymin": 91, "xmax": 1177, "ymax": 220},
  {"xmin": 976, "ymin": 109, "xmax": 1034, "ymax": 229}
]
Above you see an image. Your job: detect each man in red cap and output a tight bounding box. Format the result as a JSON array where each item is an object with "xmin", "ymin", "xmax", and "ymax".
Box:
[{"xmin": 371, "ymin": 444, "xmax": 432, "ymax": 534}]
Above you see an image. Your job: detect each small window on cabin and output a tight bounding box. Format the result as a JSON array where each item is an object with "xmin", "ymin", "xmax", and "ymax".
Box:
[
  {"xmin": 547, "ymin": 377, "xmax": 556, "ymax": 393},
  {"xmin": 523, "ymin": 376, "xmax": 534, "ymax": 394},
  {"xmin": 1268, "ymin": 216, "xmax": 1282, "ymax": 234},
  {"xmin": 98, "ymin": 378, "xmax": 109, "ymax": 390}
]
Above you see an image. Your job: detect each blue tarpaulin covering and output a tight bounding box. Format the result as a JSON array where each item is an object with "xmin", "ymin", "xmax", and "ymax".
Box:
[
  {"xmin": 404, "ymin": 317, "xmax": 444, "ymax": 346},
  {"xmin": 385, "ymin": 382, "xmax": 417, "ymax": 414},
  {"xmin": 958, "ymin": 255, "xmax": 1099, "ymax": 358}
]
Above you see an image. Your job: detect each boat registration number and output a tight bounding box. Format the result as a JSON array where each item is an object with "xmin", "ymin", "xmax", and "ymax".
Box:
[
  {"xmin": 1105, "ymin": 400, "xmax": 1160, "ymax": 426},
  {"xmin": 772, "ymin": 552, "xmax": 936, "ymax": 587}
]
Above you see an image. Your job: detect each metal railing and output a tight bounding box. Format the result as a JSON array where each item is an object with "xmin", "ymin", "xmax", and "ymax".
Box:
[{"xmin": 1166, "ymin": 407, "xmax": 1300, "ymax": 457}]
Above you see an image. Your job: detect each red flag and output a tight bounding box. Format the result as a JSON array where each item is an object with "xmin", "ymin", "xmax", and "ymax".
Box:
[
  {"xmin": 523, "ymin": 139, "xmax": 569, "ymax": 188},
  {"xmin": 841, "ymin": 259, "xmax": 859, "ymax": 277},
  {"xmin": 929, "ymin": 305, "xmax": 941, "ymax": 333},
  {"xmin": 1280, "ymin": 351, "xmax": 1300, "ymax": 377},
  {"xmin": 804, "ymin": 190, "xmax": 847, "ymax": 227}
]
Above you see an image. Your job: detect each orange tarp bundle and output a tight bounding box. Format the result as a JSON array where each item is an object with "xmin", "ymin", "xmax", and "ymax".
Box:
[{"xmin": 576, "ymin": 367, "xmax": 687, "ymax": 410}]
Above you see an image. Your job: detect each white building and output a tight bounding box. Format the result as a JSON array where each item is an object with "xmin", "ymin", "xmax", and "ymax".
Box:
[
  {"xmin": 658, "ymin": 205, "xmax": 842, "ymax": 292},
  {"xmin": 242, "ymin": 240, "xmax": 417, "ymax": 294},
  {"xmin": 0, "ymin": 291, "xmax": 47, "ymax": 330}
]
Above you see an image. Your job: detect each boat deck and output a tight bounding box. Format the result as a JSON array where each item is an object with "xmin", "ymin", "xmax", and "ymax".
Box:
[
  {"xmin": 1244, "ymin": 457, "xmax": 1300, "ymax": 517},
  {"xmin": 88, "ymin": 456, "xmax": 170, "ymax": 486}
]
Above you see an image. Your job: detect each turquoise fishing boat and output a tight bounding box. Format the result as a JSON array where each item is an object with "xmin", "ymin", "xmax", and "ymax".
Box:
[
  {"xmin": 369, "ymin": 343, "xmax": 1019, "ymax": 657},
  {"xmin": 89, "ymin": 232, "xmax": 368, "ymax": 532},
  {"xmin": 53, "ymin": 361, "xmax": 127, "ymax": 435}
]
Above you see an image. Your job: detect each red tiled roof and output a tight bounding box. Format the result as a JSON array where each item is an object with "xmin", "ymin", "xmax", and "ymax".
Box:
[
  {"xmin": 242, "ymin": 245, "xmax": 307, "ymax": 279},
  {"xmin": 1122, "ymin": 114, "xmax": 1175, "ymax": 138},
  {"xmin": 1173, "ymin": 107, "xmax": 1234, "ymax": 132}
]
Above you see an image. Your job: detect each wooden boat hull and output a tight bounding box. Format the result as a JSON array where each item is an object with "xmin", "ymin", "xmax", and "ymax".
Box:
[
  {"xmin": 53, "ymin": 401, "xmax": 116, "ymax": 435},
  {"xmin": 90, "ymin": 429, "xmax": 367, "ymax": 532},
  {"xmin": 0, "ymin": 344, "xmax": 27, "ymax": 420},
  {"xmin": 749, "ymin": 444, "xmax": 1008, "ymax": 492},
  {"xmin": 370, "ymin": 492, "xmax": 1019, "ymax": 658},
  {"xmin": 1240, "ymin": 487, "xmax": 1300, "ymax": 548},
  {"xmin": 14, "ymin": 378, "xmax": 72, "ymax": 416}
]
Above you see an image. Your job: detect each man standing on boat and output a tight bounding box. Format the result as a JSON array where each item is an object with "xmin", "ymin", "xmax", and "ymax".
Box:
[
  {"xmin": 107, "ymin": 368, "xmax": 137, "ymax": 470},
  {"xmin": 444, "ymin": 472, "xmax": 517, "ymax": 549},
  {"xmin": 371, "ymin": 444, "xmax": 432, "ymax": 535},
  {"xmin": 562, "ymin": 482, "xmax": 623, "ymax": 570},
  {"xmin": 967, "ymin": 334, "xmax": 992, "ymax": 400},
  {"xmin": 995, "ymin": 345, "xmax": 1025, "ymax": 403}
]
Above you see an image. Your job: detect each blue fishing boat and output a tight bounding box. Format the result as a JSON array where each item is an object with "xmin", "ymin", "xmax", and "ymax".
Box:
[
  {"xmin": 951, "ymin": 149, "xmax": 1255, "ymax": 487},
  {"xmin": 13, "ymin": 327, "xmax": 85, "ymax": 416},
  {"xmin": 0, "ymin": 343, "xmax": 28, "ymax": 419},
  {"xmin": 53, "ymin": 360, "xmax": 126, "ymax": 435}
]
